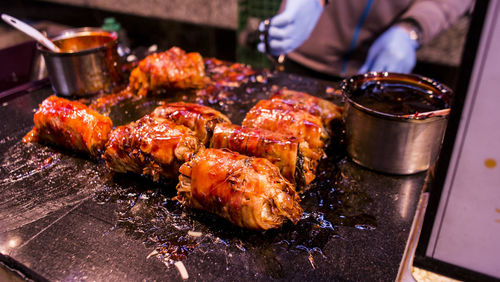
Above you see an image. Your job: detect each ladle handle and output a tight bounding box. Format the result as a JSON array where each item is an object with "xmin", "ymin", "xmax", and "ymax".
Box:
[{"xmin": 1, "ymin": 14, "xmax": 61, "ymax": 52}]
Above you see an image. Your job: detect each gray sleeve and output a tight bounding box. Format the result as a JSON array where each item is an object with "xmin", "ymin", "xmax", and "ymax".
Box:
[{"xmin": 400, "ymin": 0, "xmax": 474, "ymax": 43}]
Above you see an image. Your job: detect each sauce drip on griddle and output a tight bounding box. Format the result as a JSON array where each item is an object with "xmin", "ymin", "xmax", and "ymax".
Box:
[
  {"xmin": 351, "ymin": 81, "xmax": 448, "ymax": 115},
  {"xmin": 95, "ymin": 156, "xmax": 376, "ymax": 267}
]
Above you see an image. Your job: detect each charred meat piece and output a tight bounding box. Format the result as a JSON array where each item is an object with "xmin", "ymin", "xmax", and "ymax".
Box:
[
  {"xmin": 89, "ymin": 88, "xmax": 135, "ymax": 112},
  {"xmin": 151, "ymin": 102, "xmax": 231, "ymax": 146},
  {"xmin": 271, "ymin": 88, "xmax": 343, "ymax": 127},
  {"xmin": 103, "ymin": 115, "xmax": 203, "ymax": 181},
  {"xmin": 177, "ymin": 148, "xmax": 303, "ymax": 230},
  {"xmin": 210, "ymin": 123, "xmax": 318, "ymax": 188},
  {"xmin": 129, "ymin": 47, "xmax": 206, "ymax": 96},
  {"xmin": 242, "ymin": 99, "xmax": 328, "ymax": 150},
  {"xmin": 23, "ymin": 95, "xmax": 113, "ymax": 158},
  {"xmin": 203, "ymin": 58, "xmax": 256, "ymax": 87},
  {"xmin": 242, "ymin": 99, "xmax": 328, "ymax": 186}
]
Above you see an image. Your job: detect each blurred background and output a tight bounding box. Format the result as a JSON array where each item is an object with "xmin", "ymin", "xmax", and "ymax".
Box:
[{"xmin": 0, "ymin": 0, "xmax": 470, "ymax": 92}]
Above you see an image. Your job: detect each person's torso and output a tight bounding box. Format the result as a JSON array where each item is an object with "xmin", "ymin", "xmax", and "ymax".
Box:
[{"xmin": 288, "ymin": 0, "xmax": 414, "ymax": 77}]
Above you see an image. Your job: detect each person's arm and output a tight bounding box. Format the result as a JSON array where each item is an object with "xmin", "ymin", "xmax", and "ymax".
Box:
[
  {"xmin": 399, "ymin": 0, "xmax": 474, "ymax": 45},
  {"xmin": 359, "ymin": 0, "xmax": 474, "ymax": 74}
]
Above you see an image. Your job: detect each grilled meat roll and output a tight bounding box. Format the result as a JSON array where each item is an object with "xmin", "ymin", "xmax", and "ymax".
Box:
[
  {"xmin": 129, "ymin": 47, "xmax": 206, "ymax": 96},
  {"xmin": 210, "ymin": 123, "xmax": 318, "ymax": 188},
  {"xmin": 103, "ymin": 115, "xmax": 203, "ymax": 181},
  {"xmin": 177, "ymin": 148, "xmax": 303, "ymax": 230},
  {"xmin": 242, "ymin": 99, "xmax": 328, "ymax": 151},
  {"xmin": 271, "ymin": 88, "xmax": 343, "ymax": 127},
  {"xmin": 151, "ymin": 102, "xmax": 231, "ymax": 146},
  {"xmin": 23, "ymin": 95, "xmax": 113, "ymax": 158}
]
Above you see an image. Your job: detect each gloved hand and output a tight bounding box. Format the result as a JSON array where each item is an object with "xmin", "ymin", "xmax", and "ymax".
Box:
[
  {"xmin": 358, "ymin": 26, "xmax": 419, "ymax": 74},
  {"xmin": 257, "ymin": 0, "xmax": 323, "ymax": 56}
]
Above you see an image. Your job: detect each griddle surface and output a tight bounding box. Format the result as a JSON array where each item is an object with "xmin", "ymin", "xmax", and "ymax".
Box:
[{"xmin": 0, "ymin": 72, "xmax": 425, "ymax": 281}]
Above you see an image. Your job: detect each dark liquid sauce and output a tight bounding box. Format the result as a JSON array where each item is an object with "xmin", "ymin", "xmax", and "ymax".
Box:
[
  {"xmin": 351, "ymin": 81, "xmax": 448, "ymax": 115},
  {"xmin": 54, "ymin": 34, "xmax": 114, "ymax": 53}
]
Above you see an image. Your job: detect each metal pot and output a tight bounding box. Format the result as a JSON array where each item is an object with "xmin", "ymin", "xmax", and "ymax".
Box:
[
  {"xmin": 38, "ymin": 27, "xmax": 123, "ymax": 97},
  {"xmin": 341, "ymin": 72, "xmax": 452, "ymax": 175}
]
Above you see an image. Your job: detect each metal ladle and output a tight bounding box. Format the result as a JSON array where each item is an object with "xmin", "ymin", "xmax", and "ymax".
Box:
[{"xmin": 1, "ymin": 14, "xmax": 61, "ymax": 53}]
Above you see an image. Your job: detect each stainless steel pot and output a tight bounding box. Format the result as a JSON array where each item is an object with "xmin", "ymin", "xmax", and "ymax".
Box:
[
  {"xmin": 38, "ymin": 27, "xmax": 123, "ymax": 97},
  {"xmin": 341, "ymin": 72, "xmax": 452, "ymax": 175}
]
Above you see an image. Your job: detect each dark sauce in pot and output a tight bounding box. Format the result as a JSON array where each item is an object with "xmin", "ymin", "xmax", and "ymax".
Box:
[{"xmin": 351, "ymin": 81, "xmax": 448, "ymax": 115}]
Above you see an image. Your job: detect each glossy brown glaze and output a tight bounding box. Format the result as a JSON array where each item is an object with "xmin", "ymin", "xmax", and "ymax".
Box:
[
  {"xmin": 176, "ymin": 148, "xmax": 303, "ymax": 230},
  {"xmin": 103, "ymin": 115, "xmax": 203, "ymax": 181},
  {"xmin": 203, "ymin": 58, "xmax": 257, "ymax": 87},
  {"xmin": 271, "ymin": 88, "xmax": 343, "ymax": 127},
  {"xmin": 89, "ymin": 88, "xmax": 135, "ymax": 111},
  {"xmin": 242, "ymin": 99, "xmax": 328, "ymax": 150},
  {"xmin": 129, "ymin": 47, "xmax": 206, "ymax": 96},
  {"xmin": 242, "ymin": 100, "xmax": 329, "ymax": 186},
  {"xmin": 23, "ymin": 95, "xmax": 113, "ymax": 158},
  {"xmin": 151, "ymin": 102, "xmax": 231, "ymax": 146},
  {"xmin": 211, "ymin": 123, "xmax": 314, "ymax": 187}
]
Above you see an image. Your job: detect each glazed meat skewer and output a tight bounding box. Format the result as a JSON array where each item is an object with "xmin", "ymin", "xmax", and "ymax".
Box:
[
  {"xmin": 242, "ymin": 99, "xmax": 328, "ymax": 150},
  {"xmin": 270, "ymin": 88, "xmax": 343, "ymax": 129},
  {"xmin": 242, "ymin": 99, "xmax": 328, "ymax": 186},
  {"xmin": 210, "ymin": 123, "xmax": 317, "ymax": 188},
  {"xmin": 129, "ymin": 47, "xmax": 206, "ymax": 96},
  {"xmin": 23, "ymin": 95, "xmax": 113, "ymax": 158},
  {"xmin": 151, "ymin": 102, "xmax": 231, "ymax": 146},
  {"xmin": 177, "ymin": 148, "xmax": 303, "ymax": 230},
  {"xmin": 103, "ymin": 115, "xmax": 203, "ymax": 181}
]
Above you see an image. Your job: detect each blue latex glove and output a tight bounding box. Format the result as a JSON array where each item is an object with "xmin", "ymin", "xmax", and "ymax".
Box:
[
  {"xmin": 358, "ymin": 26, "xmax": 419, "ymax": 74},
  {"xmin": 257, "ymin": 0, "xmax": 323, "ymax": 56}
]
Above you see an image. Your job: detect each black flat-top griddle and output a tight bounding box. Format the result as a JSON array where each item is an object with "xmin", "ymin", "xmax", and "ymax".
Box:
[{"xmin": 0, "ymin": 69, "xmax": 426, "ymax": 281}]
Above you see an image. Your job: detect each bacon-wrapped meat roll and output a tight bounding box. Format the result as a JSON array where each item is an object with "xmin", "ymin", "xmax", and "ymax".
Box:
[
  {"xmin": 210, "ymin": 123, "xmax": 318, "ymax": 188},
  {"xmin": 177, "ymin": 148, "xmax": 303, "ymax": 230},
  {"xmin": 242, "ymin": 99, "xmax": 328, "ymax": 151},
  {"xmin": 23, "ymin": 95, "xmax": 113, "ymax": 158},
  {"xmin": 103, "ymin": 115, "xmax": 203, "ymax": 181},
  {"xmin": 129, "ymin": 47, "xmax": 206, "ymax": 96},
  {"xmin": 150, "ymin": 102, "xmax": 231, "ymax": 146},
  {"xmin": 271, "ymin": 88, "xmax": 343, "ymax": 127}
]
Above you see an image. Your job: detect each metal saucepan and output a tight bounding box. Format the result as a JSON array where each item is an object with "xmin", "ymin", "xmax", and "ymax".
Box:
[
  {"xmin": 38, "ymin": 27, "xmax": 123, "ymax": 97},
  {"xmin": 341, "ymin": 72, "xmax": 453, "ymax": 175}
]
